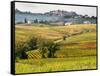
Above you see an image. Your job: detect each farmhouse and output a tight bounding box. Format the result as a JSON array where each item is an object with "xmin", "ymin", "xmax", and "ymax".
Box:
[
  {"xmin": 65, "ymin": 22, "xmax": 72, "ymax": 26},
  {"xmin": 27, "ymin": 20, "xmax": 32, "ymax": 24},
  {"xmin": 83, "ymin": 21, "xmax": 91, "ymax": 24}
]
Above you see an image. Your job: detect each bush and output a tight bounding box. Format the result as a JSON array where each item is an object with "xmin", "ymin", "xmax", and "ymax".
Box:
[
  {"xmin": 15, "ymin": 35, "xmax": 60, "ymax": 59},
  {"xmin": 15, "ymin": 41, "xmax": 25, "ymax": 57},
  {"xmin": 26, "ymin": 36, "xmax": 37, "ymax": 50},
  {"xmin": 15, "ymin": 36, "xmax": 38, "ymax": 59},
  {"xmin": 47, "ymin": 41, "xmax": 59, "ymax": 58},
  {"xmin": 63, "ymin": 35, "xmax": 67, "ymax": 40},
  {"xmin": 38, "ymin": 39, "xmax": 59, "ymax": 58},
  {"xmin": 20, "ymin": 51, "xmax": 28, "ymax": 59},
  {"xmin": 38, "ymin": 38, "xmax": 48, "ymax": 58}
]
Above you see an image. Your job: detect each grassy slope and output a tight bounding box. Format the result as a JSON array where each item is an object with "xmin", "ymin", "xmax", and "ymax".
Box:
[
  {"xmin": 55, "ymin": 32, "xmax": 96, "ymax": 58},
  {"xmin": 15, "ymin": 24, "xmax": 97, "ymax": 73},
  {"xmin": 15, "ymin": 24, "xmax": 96, "ymax": 42},
  {"xmin": 26, "ymin": 32, "xmax": 96, "ymax": 59},
  {"xmin": 15, "ymin": 25, "xmax": 62, "ymax": 42}
]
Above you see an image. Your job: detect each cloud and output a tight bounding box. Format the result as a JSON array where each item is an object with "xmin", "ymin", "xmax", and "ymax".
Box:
[{"xmin": 15, "ymin": 2, "xmax": 96, "ymax": 16}]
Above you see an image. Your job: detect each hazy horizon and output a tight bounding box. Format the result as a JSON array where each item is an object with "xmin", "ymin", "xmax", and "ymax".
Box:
[{"xmin": 15, "ymin": 2, "xmax": 97, "ymax": 17}]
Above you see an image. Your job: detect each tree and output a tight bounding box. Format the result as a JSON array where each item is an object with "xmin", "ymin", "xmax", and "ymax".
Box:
[
  {"xmin": 63, "ymin": 35, "xmax": 66, "ymax": 40},
  {"xmin": 15, "ymin": 36, "xmax": 38, "ymax": 59},
  {"xmin": 39, "ymin": 46, "xmax": 48, "ymax": 58},
  {"xmin": 34, "ymin": 19, "xmax": 38, "ymax": 23},
  {"xmin": 24, "ymin": 18, "xmax": 27, "ymax": 23},
  {"xmin": 38, "ymin": 39, "xmax": 59, "ymax": 58},
  {"xmin": 26, "ymin": 36, "xmax": 38, "ymax": 50},
  {"xmin": 20, "ymin": 51, "xmax": 28, "ymax": 59},
  {"xmin": 38, "ymin": 38, "xmax": 48, "ymax": 58},
  {"xmin": 91, "ymin": 16, "xmax": 97, "ymax": 19},
  {"xmin": 39, "ymin": 20, "xmax": 43, "ymax": 23},
  {"xmin": 47, "ymin": 42, "xmax": 59, "ymax": 58}
]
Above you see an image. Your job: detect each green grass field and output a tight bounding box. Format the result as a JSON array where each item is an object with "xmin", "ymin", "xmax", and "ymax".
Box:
[
  {"xmin": 15, "ymin": 24, "xmax": 97, "ymax": 74},
  {"xmin": 16, "ymin": 56, "xmax": 96, "ymax": 73}
]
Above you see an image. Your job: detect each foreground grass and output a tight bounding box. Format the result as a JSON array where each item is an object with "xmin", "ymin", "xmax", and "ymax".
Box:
[{"xmin": 15, "ymin": 56, "xmax": 96, "ymax": 74}]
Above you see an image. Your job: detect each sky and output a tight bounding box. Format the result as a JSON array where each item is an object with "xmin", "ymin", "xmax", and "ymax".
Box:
[{"xmin": 15, "ymin": 2, "xmax": 97, "ymax": 17}]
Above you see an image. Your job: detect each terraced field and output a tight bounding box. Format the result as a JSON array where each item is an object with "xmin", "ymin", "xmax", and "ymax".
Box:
[{"xmin": 15, "ymin": 24, "xmax": 97, "ymax": 74}]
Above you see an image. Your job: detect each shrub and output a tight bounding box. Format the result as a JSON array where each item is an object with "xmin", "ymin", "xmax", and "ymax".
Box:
[
  {"xmin": 47, "ymin": 41, "xmax": 59, "ymax": 58},
  {"xmin": 20, "ymin": 51, "xmax": 28, "ymax": 59},
  {"xmin": 15, "ymin": 36, "xmax": 38, "ymax": 59},
  {"xmin": 38, "ymin": 38, "xmax": 48, "ymax": 58},
  {"xmin": 38, "ymin": 39, "xmax": 59, "ymax": 58},
  {"xmin": 63, "ymin": 35, "xmax": 67, "ymax": 40},
  {"xmin": 26, "ymin": 36, "xmax": 38, "ymax": 50},
  {"xmin": 15, "ymin": 41, "xmax": 25, "ymax": 57}
]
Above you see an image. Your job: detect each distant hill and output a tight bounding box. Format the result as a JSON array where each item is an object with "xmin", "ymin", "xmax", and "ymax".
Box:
[
  {"xmin": 15, "ymin": 9, "xmax": 97, "ymax": 24},
  {"xmin": 44, "ymin": 10, "xmax": 78, "ymax": 17},
  {"xmin": 15, "ymin": 9, "xmax": 78, "ymax": 17},
  {"xmin": 15, "ymin": 9, "xmax": 21, "ymax": 13}
]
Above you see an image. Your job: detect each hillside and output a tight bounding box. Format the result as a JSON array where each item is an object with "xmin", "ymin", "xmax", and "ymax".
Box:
[
  {"xmin": 15, "ymin": 23, "xmax": 97, "ymax": 73},
  {"xmin": 15, "ymin": 24, "xmax": 96, "ymax": 57},
  {"xmin": 26, "ymin": 32, "xmax": 96, "ymax": 59}
]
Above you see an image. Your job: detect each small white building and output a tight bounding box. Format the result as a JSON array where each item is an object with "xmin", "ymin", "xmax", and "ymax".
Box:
[
  {"xmin": 83, "ymin": 21, "xmax": 91, "ymax": 24},
  {"xmin": 27, "ymin": 20, "xmax": 32, "ymax": 24},
  {"xmin": 65, "ymin": 22, "xmax": 72, "ymax": 26}
]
